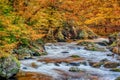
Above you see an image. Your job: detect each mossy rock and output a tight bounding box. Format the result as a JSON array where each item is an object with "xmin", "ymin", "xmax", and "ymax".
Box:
[
  {"xmin": 78, "ymin": 30, "xmax": 88, "ymax": 39},
  {"xmin": 115, "ymin": 77, "xmax": 120, "ymax": 80},
  {"xmin": 110, "ymin": 68, "xmax": 120, "ymax": 72},
  {"xmin": 77, "ymin": 41, "xmax": 94, "ymax": 46},
  {"xmin": 84, "ymin": 43, "xmax": 106, "ymax": 52},
  {"xmin": 85, "ymin": 45, "xmax": 106, "ymax": 52},
  {"xmin": 70, "ymin": 55, "xmax": 80, "ymax": 58},
  {"xmin": 0, "ymin": 52, "xmax": 20, "ymax": 79}
]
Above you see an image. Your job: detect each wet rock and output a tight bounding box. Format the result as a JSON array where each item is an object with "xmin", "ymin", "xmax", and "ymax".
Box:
[
  {"xmin": 112, "ymin": 47, "xmax": 120, "ymax": 55},
  {"xmin": 0, "ymin": 53, "xmax": 20, "ymax": 78},
  {"xmin": 61, "ymin": 51, "xmax": 69, "ymax": 53},
  {"xmin": 96, "ymin": 41, "xmax": 108, "ymax": 46},
  {"xmin": 107, "ymin": 53, "xmax": 114, "ymax": 56},
  {"xmin": 104, "ymin": 62, "xmax": 120, "ymax": 68},
  {"xmin": 23, "ymin": 67, "xmax": 27, "ymax": 70},
  {"xmin": 80, "ymin": 61, "xmax": 88, "ymax": 66},
  {"xmin": 54, "ymin": 63, "xmax": 60, "ymax": 66},
  {"xmin": 16, "ymin": 71, "xmax": 53, "ymax": 80},
  {"xmin": 100, "ymin": 58, "xmax": 109, "ymax": 62},
  {"xmin": 116, "ymin": 56, "xmax": 120, "ymax": 60},
  {"xmin": 69, "ymin": 62, "xmax": 80, "ymax": 66},
  {"xmin": 93, "ymin": 62, "xmax": 103, "ymax": 68},
  {"xmin": 110, "ymin": 68, "xmax": 120, "ymax": 72},
  {"xmin": 38, "ymin": 57, "xmax": 84, "ymax": 63},
  {"xmin": 69, "ymin": 67, "xmax": 81, "ymax": 72},
  {"xmin": 61, "ymin": 62, "xmax": 69, "ymax": 66},
  {"xmin": 89, "ymin": 62, "xmax": 103, "ymax": 68}
]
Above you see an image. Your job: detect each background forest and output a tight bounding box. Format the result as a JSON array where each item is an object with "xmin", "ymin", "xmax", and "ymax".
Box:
[{"xmin": 0, "ymin": 0, "xmax": 120, "ymax": 52}]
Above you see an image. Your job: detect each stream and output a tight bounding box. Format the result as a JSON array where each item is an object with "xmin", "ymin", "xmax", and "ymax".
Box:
[{"xmin": 20, "ymin": 38, "xmax": 120, "ymax": 80}]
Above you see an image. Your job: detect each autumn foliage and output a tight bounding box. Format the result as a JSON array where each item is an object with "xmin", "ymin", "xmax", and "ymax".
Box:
[{"xmin": 0, "ymin": 0, "xmax": 120, "ymax": 52}]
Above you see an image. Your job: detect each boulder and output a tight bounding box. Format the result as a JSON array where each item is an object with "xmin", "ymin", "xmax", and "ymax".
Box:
[
  {"xmin": 13, "ymin": 48, "xmax": 32, "ymax": 60},
  {"xmin": 0, "ymin": 53, "xmax": 20, "ymax": 79},
  {"xmin": 13, "ymin": 40, "xmax": 47, "ymax": 60}
]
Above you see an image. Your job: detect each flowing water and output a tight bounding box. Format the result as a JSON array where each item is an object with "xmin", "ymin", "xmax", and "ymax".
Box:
[{"xmin": 20, "ymin": 38, "xmax": 120, "ymax": 80}]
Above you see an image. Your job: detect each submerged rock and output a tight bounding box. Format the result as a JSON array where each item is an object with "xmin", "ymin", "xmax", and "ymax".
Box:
[
  {"xmin": 69, "ymin": 62, "xmax": 80, "ymax": 66},
  {"xmin": 61, "ymin": 51, "xmax": 69, "ymax": 54},
  {"xmin": 69, "ymin": 67, "xmax": 81, "ymax": 72},
  {"xmin": 0, "ymin": 53, "xmax": 20, "ymax": 79}
]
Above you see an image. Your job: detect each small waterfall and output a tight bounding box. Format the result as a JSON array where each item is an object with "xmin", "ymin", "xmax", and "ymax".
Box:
[{"xmin": 85, "ymin": 61, "xmax": 90, "ymax": 66}]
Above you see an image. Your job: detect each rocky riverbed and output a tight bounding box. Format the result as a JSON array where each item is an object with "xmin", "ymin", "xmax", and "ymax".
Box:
[{"xmin": 18, "ymin": 38, "xmax": 120, "ymax": 80}]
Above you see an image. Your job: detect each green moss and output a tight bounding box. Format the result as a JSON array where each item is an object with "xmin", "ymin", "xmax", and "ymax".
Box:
[
  {"xmin": 20, "ymin": 38, "xmax": 30, "ymax": 47},
  {"xmin": 70, "ymin": 55, "xmax": 80, "ymax": 58},
  {"xmin": 110, "ymin": 68, "xmax": 120, "ymax": 72},
  {"xmin": 12, "ymin": 55, "xmax": 20, "ymax": 67}
]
